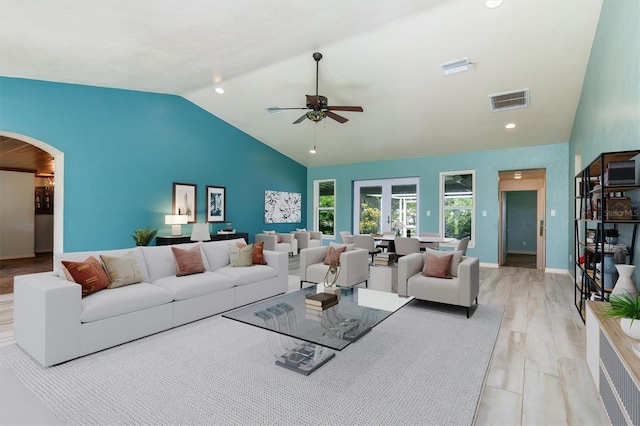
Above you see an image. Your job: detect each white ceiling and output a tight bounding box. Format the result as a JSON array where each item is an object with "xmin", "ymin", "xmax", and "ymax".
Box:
[{"xmin": 0, "ymin": 0, "xmax": 603, "ymax": 167}]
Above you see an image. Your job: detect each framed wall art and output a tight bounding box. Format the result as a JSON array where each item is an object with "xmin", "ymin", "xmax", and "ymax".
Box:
[
  {"xmin": 172, "ymin": 182, "xmax": 197, "ymax": 223},
  {"xmin": 207, "ymin": 185, "xmax": 226, "ymax": 223},
  {"xmin": 264, "ymin": 190, "xmax": 301, "ymax": 223}
]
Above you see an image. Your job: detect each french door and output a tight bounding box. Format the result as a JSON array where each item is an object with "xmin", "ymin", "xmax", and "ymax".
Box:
[{"xmin": 353, "ymin": 178, "xmax": 419, "ymax": 236}]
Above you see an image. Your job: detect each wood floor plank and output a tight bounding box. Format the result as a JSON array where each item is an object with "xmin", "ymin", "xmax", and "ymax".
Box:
[
  {"xmin": 476, "ymin": 385, "xmax": 522, "ymax": 426},
  {"xmin": 525, "ymin": 318, "xmax": 559, "ymax": 376},
  {"xmin": 558, "ymin": 357, "xmax": 610, "ymax": 426},
  {"xmin": 522, "ymin": 369, "xmax": 568, "ymax": 425},
  {"xmin": 486, "ymin": 329, "xmax": 526, "ymax": 394}
]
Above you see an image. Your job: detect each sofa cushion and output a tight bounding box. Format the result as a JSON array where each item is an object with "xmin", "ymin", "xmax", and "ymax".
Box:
[
  {"xmin": 229, "ymin": 244, "xmax": 253, "ymax": 267},
  {"xmin": 324, "ymin": 246, "xmax": 346, "ymax": 265},
  {"xmin": 216, "ymin": 265, "xmax": 278, "ymax": 286},
  {"xmin": 55, "ymin": 248, "xmax": 150, "ymax": 283},
  {"xmin": 62, "ymin": 256, "xmax": 111, "ymax": 297},
  {"xmin": 171, "ymin": 245, "xmax": 206, "ymax": 276},
  {"xmin": 140, "ymin": 243, "xmax": 207, "ymax": 282},
  {"xmin": 100, "ymin": 251, "xmax": 144, "ymax": 288},
  {"xmin": 329, "ymin": 242, "xmax": 356, "ymax": 251},
  {"xmin": 153, "ymin": 271, "xmax": 235, "ymax": 301},
  {"xmin": 80, "ymin": 282, "xmax": 173, "ymax": 323},
  {"xmin": 200, "ymin": 239, "xmax": 246, "ymax": 271},
  {"xmin": 423, "ymin": 248, "xmax": 463, "ymax": 277},
  {"xmin": 423, "ymin": 252, "xmax": 453, "ymax": 279},
  {"xmin": 237, "ymin": 241, "xmax": 267, "ymax": 265}
]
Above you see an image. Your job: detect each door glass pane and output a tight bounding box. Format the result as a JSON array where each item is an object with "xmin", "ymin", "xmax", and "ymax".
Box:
[
  {"xmin": 392, "ymin": 184, "xmax": 417, "ymax": 236},
  {"xmin": 359, "ymin": 186, "xmax": 382, "ymax": 234}
]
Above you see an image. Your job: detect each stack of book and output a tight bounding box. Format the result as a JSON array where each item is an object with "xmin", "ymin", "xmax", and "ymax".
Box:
[
  {"xmin": 374, "ymin": 252, "xmax": 397, "ymax": 266},
  {"xmin": 305, "ymin": 293, "xmax": 338, "ymax": 311}
]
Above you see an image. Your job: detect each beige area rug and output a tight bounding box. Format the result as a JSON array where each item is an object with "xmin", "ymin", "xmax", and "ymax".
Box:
[{"xmin": 0, "ymin": 300, "xmax": 503, "ymax": 425}]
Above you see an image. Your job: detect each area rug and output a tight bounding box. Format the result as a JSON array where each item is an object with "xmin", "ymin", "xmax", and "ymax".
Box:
[{"xmin": 0, "ymin": 301, "xmax": 503, "ymax": 426}]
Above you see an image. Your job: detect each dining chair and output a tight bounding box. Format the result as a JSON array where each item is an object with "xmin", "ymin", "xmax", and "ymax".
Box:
[
  {"xmin": 419, "ymin": 232, "xmax": 440, "ymax": 251},
  {"xmin": 456, "ymin": 237, "xmax": 470, "ymax": 255},
  {"xmin": 394, "ymin": 237, "xmax": 420, "ymax": 256},
  {"xmin": 376, "ymin": 231, "xmax": 395, "ymax": 252},
  {"xmin": 353, "ymin": 234, "xmax": 381, "ymax": 263},
  {"xmin": 339, "ymin": 231, "xmax": 354, "ymax": 244}
]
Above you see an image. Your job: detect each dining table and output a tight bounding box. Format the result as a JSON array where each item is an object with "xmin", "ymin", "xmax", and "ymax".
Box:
[{"xmin": 372, "ymin": 234, "xmax": 456, "ymax": 252}]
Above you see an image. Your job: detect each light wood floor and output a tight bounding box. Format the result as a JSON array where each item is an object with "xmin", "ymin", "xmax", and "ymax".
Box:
[{"xmin": 0, "ymin": 256, "xmax": 609, "ymax": 425}]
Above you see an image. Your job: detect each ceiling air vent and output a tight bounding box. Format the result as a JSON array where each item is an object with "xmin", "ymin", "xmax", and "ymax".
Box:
[
  {"xmin": 439, "ymin": 57, "xmax": 471, "ymax": 75},
  {"xmin": 489, "ymin": 89, "xmax": 529, "ymax": 111}
]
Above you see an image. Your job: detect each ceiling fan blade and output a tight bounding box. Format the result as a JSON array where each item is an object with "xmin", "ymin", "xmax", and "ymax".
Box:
[
  {"xmin": 326, "ymin": 111, "xmax": 348, "ymax": 124},
  {"xmin": 326, "ymin": 106, "xmax": 364, "ymax": 112},
  {"xmin": 293, "ymin": 114, "xmax": 308, "ymax": 124},
  {"xmin": 267, "ymin": 106, "xmax": 307, "ymax": 111},
  {"xmin": 306, "ymin": 95, "xmax": 320, "ymax": 108}
]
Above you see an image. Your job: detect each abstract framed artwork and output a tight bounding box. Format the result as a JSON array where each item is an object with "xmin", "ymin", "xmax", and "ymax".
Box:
[
  {"xmin": 265, "ymin": 190, "xmax": 301, "ymax": 223},
  {"xmin": 172, "ymin": 182, "xmax": 197, "ymax": 223},
  {"xmin": 207, "ymin": 185, "xmax": 226, "ymax": 223}
]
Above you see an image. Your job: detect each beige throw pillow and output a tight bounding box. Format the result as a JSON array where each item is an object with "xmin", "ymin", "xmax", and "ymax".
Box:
[
  {"xmin": 100, "ymin": 251, "xmax": 143, "ymax": 288},
  {"xmin": 229, "ymin": 243, "xmax": 254, "ymax": 267}
]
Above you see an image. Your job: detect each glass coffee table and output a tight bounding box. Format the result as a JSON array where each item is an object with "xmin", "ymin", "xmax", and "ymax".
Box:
[{"xmin": 223, "ymin": 284, "xmax": 413, "ymax": 375}]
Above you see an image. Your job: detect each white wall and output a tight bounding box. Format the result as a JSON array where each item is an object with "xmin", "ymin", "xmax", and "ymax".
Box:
[{"xmin": 0, "ymin": 170, "xmax": 35, "ymax": 259}]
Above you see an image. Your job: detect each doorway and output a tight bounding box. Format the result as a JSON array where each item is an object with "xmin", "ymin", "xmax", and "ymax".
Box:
[{"xmin": 498, "ymin": 169, "xmax": 546, "ymax": 270}]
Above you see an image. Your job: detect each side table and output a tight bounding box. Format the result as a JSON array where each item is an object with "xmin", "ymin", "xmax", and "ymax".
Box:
[{"xmin": 368, "ymin": 264, "xmax": 398, "ymax": 293}]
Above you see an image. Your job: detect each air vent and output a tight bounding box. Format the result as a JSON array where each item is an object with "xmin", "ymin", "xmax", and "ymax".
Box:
[
  {"xmin": 489, "ymin": 89, "xmax": 529, "ymax": 111},
  {"xmin": 439, "ymin": 57, "xmax": 471, "ymax": 75}
]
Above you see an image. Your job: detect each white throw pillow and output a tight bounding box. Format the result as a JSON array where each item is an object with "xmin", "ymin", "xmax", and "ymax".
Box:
[{"xmin": 100, "ymin": 251, "xmax": 143, "ymax": 288}]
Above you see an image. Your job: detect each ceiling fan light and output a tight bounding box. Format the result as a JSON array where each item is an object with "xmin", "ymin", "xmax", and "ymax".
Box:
[
  {"xmin": 486, "ymin": 0, "xmax": 503, "ymax": 8},
  {"xmin": 214, "ymin": 87, "xmax": 224, "ymax": 94},
  {"xmin": 505, "ymin": 123, "xmax": 516, "ymax": 129},
  {"xmin": 309, "ymin": 147, "xmax": 317, "ymax": 154}
]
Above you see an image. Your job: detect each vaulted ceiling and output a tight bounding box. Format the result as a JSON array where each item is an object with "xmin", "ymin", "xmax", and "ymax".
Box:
[{"xmin": 0, "ymin": 0, "xmax": 603, "ymax": 167}]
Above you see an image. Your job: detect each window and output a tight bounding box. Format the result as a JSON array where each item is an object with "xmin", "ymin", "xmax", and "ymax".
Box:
[
  {"xmin": 314, "ymin": 179, "xmax": 335, "ymax": 237},
  {"xmin": 353, "ymin": 178, "xmax": 419, "ymax": 236},
  {"xmin": 440, "ymin": 171, "xmax": 475, "ymax": 242}
]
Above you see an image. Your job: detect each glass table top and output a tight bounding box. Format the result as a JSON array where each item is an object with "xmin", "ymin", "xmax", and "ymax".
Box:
[{"xmin": 223, "ymin": 284, "xmax": 413, "ymax": 351}]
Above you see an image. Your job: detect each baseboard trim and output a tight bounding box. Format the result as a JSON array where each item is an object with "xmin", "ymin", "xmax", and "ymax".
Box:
[
  {"xmin": 545, "ymin": 267, "xmax": 569, "ymax": 274},
  {"xmin": 480, "ymin": 262, "xmax": 499, "ymax": 268},
  {"xmin": 507, "ymin": 250, "xmax": 536, "ymax": 255}
]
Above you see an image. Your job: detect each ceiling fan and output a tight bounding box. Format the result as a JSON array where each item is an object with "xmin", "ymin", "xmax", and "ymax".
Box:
[{"xmin": 267, "ymin": 52, "xmax": 363, "ymax": 124}]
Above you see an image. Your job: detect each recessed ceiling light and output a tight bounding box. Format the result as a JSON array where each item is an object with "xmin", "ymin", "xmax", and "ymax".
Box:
[
  {"xmin": 214, "ymin": 87, "xmax": 224, "ymax": 94},
  {"xmin": 486, "ymin": 1, "xmax": 504, "ymax": 8},
  {"xmin": 505, "ymin": 123, "xmax": 516, "ymax": 129}
]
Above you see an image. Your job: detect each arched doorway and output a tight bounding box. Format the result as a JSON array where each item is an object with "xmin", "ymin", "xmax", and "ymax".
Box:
[{"xmin": 0, "ymin": 131, "xmax": 64, "ymax": 253}]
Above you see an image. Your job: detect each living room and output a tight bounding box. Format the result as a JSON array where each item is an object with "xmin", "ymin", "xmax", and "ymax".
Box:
[{"xmin": 0, "ymin": 0, "xmax": 638, "ymax": 424}]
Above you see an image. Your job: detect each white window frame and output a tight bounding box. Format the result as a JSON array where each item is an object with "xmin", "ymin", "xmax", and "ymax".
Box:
[
  {"xmin": 439, "ymin": 170, "xmax": 475, "ymax": 246},
  {"xmin": 314, "ymin": 179, "xmax": 336, "ymax": 239}
]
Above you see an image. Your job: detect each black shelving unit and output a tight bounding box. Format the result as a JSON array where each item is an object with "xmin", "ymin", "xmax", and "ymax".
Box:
[{"xmin": 574, "ymin": 150, "xmax": 640, "ymax": 321}]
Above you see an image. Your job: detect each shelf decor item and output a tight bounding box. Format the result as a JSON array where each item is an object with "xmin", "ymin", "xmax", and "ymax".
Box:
[
  {"xmin": 604, "ymin": 228, "xmax": 619, "ymax": 244},
  {"xmin": 612, "ymin": 264, "xmax": 637, "ymax": 298},
  {"xmin": 131, "ymin": 227, "xmax": 158, "ymax": 246},
  {"xmin": 602, "ymin": 292, "xmax": 640, "ymax": 340}
]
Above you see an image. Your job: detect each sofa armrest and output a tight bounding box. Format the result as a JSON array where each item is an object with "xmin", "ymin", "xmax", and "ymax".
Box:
[
  {"xmin": 14, "ymin": 272, "xmax": 82, "ymax": 367},
  {"xmin": 309, "ymin": 231, "xmax": 323, "ymax": 241},
  {"xmin": 299, "ymin": 246, "xmax": 328, "ymax": 281},
  {"xmin": 278, "ymin": 233, "xmax": 298, "ymax": 254},
  {"xmin": 263, "ymin": 250, "xmax": 288, "ymax": 279},
  {"xmin": 397, "ymin": 253, "xmax": 424, "ymax": 296},
  {"xmin": 457, "ymin": 256, "xmax": 480, "ymax": 307},
  {"xmin": 255, "ymin": 234, "xmax": 277, "ymax": 251},
  {"xmin": 336, "ymin": 248, "xmax": 368, "ymax": 288}
]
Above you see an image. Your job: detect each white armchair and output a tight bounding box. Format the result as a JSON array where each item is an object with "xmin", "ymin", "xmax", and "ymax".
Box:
[
  {"xmin": 299, "ymin": 245, "xmax": 369, "ymax": 289},
  {"xmin": 294, "ymin": 231, "xmax": 323, "ymax": 252},
  {"xmin": 397, "ymin": 250, "xmax": 479, "ymax": 318},
  {"xmin": 255, "ymin": 232, "xmax": 298, "ymax": 257}
]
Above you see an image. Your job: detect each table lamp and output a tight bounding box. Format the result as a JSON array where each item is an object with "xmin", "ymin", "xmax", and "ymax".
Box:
[
  {"xmin": 165, "ymin": 215, "xmax": 189, "ymax": 236},
  {"xmin": 190, "ymin": 223, "xmax": 211, "ymax": 242}
]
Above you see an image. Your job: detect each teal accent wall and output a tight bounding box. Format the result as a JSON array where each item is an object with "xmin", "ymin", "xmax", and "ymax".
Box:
[
  {"xmin": 506, "ymin": 191, "xmax": 537, "ymax": 253},
  {"xmin": 308, "ymin": 143, "xmax": 569, "ymax": 268},
  {"xmin": 0, "ymin": 77, "xmax": 307, "ymax": 251},
  {"xmin": 568, "ymin": 0, "xmax": 640, "ymax": 276}
]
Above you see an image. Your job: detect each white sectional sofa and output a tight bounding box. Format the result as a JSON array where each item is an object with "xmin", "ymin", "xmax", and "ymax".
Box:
[{"xmin": 14, "ymin": 239, "xmax": 287, "ymax": 367}]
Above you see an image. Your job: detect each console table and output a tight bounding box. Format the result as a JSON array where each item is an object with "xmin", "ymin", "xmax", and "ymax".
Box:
[
  {"xmin": 156, "ymin": 232, "xmax": 249, "ymax": 246},
  {"xmin": 585, "ymin": 301, "xmax": 640, "ymax": 425}
]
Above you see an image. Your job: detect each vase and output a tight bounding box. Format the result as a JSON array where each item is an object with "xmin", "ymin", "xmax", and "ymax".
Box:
[
  {"xmin": 606, "ymin": 236, "xmax": 618, "ymax": 245},
  {"xmin": 601, "ymin": 254, "xmax": 617, "ymax": 290},
  {"xmin": 620, "ymin": 317, "xmax": 640, "ymax": 340},
  {"xmin": 612, "ymin": 264, "xmax": 637, "ymax": 297}
]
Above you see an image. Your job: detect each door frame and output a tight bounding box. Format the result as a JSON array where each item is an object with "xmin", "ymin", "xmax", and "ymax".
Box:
[
  {"xmin": 353, "ymin": 177, "xmax": 419, "ymax": 234},
  {"xmin": 498, "ymin": 173, "xmax": 546, "ymax": 270}
]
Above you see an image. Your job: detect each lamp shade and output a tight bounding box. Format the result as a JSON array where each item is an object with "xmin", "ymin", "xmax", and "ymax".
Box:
[
  {"xmin": 190, "ymin": 223, "xmax": 211, "ymax": 241},
  {"xmin": 165, "ymin": 215, "xmax": 189, "ymax": 225},
  {"xmin": 165, "ymin": 215, "xmax": 189, "ymax": 236}
]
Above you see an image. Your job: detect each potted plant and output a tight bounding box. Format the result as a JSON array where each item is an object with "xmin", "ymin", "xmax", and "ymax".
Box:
[
  {"xmin": 602, "ymin": 292, "xmax": 640, "ymax": 340},
  {"xmin": 131, "ymin": 227, "xmax": 158, "ymax": 246},
  {"xmin": 605, "ymin": 228, "xmax": 619, "ymax": 244}
]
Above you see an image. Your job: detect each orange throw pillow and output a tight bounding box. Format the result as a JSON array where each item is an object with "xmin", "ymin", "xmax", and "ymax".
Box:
[
  {"xmin": 171, "ymin": 246, "xmax": 206, "ymax": 276},
  {"xmin": 323, "ymin": 246, "xmax": 346, "ymax": 265},
  {"xmin": 61, "ymin": 256, "xmax": 111, "ymax": 297},
  {"xmin": 422, "ymin": 252, "xmax": 453, "ymax": 279}
]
